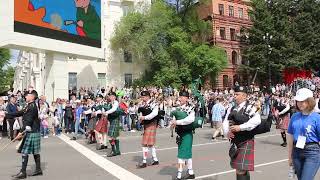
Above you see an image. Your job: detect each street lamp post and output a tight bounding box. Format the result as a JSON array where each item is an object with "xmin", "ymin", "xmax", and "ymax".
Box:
[{"xmin": 263, "ymin": 33, "xmax": 273, "ymax": 88}]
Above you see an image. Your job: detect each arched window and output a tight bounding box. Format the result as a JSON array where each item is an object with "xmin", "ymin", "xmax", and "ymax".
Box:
[
  {"xmin": 223, "ymin": 75, "xmax": 229, "ymax": 87},
  {"xmin": 232, "ymin": 51, "xmax": 237, "ymax": 65}
]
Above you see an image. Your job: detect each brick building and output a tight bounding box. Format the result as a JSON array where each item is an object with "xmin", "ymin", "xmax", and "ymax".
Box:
[{"xmin": 199, "ymin": 0, "xmax": 252, "ymax": 89}]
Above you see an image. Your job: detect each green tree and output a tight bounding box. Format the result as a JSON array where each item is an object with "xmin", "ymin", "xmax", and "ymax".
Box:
[
  {"xmin": 241, "ymin": 0, "xmax": 320, "ymax": 86},
  {"xmin": 111, "ymin": 0, "xmax": 227, "ymax": 87},
  {"xmin": 0, "ymin": 48, "xmax": 12, "ymax": 90}
]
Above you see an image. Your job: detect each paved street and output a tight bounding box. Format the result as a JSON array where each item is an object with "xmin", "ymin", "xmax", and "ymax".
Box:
[{"xmin": 0, "ymin": 125, "xmax": 319, "ymax": 180}]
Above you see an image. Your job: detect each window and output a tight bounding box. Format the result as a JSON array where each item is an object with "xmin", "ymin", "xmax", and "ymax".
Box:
[
  {"xmin": 124, "ymin": 51, "xmax": 132, "ymax": 63},
  {"xmin": 232, "ymin": 51, "xmax": 238, "ymax": 65},
  {"xmin": 124, "ymin": 74, "xmax": 133, "ymax": 87},
  {"xmin": 220, "ymin": 27, "xmax": 226, "ymax": 40},
  {"xmin": 97, "ymin": 73, "xmax": 106, "ymax": 88},
  {"xmin": 122, "ymin": 5, "xmax": 132, "ymax": 16},
  {"xmin": 223, "ymin": 75, "xmax": 229, "ymax": 87},
  {"xmin": 229, "ymin": 6, "xmax": 234, "ymax": 17},
  {"xmin": 218, "ymin": 4, "xmax": 224, "ymax": 15},
  {"xmin": 97, "ymin": 58, "xmax": 106, "ymax": 62},
  {"xmin": 67, "ymin": 56, "xmax": 77, "ymax": 61},
  {"xmin": 230, "ymin": 28, "xmax": 236, "ymax": 41},
  {"xmin": 238, "ymin": 8, "xmax": 244, "ymax": 18},
  {"xmin": 68, "ymin": 73, "xmax": 77, "ymax": 91}
]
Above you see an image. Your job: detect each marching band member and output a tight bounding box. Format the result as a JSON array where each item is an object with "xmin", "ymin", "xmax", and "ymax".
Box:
[
  {"xmin": 103, "ymin": 92, "xmax": 121, "ymax": 157},
  {"xmin": 170, "ymin": 91, "xmax": 196, "ymax": 180},
  {"xmin": 137, "ymin": 91, "xmax": 160, "ymax": 168},
  {"xmin": 6, "ymin": 90, "xmax": 43, "ymax": 179},
  {"xmin": 223, "ymin": 87, "xmax": 261, "ymax": 180}
]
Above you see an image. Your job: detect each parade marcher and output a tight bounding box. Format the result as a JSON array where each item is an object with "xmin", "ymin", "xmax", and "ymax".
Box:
[
  {"xmin": 89, "ymin": 94, "xmax": 107, "ymax": 150},
  {"xmin": 5, "ymin": 90, "xmax": 43, "ymax": 179},
  {"xmin": 275, "ymin": 96, "xmax": 291, "ymax": 147},
  {"xmin": 224, "ymin": 87, "xmax": 261, "ymax": 180},
  {"xmin": 104, "ymin": 92, "xmax": 121, "ymax": 157},
  {"xmin": 137, "ymin": 91, "xmax": 160, "ymax": 168},
  {"xmin": 93, "ymin": 96, "xmax": 109, "ymax": 149},
  {"xmin": 170, "ymin": 91, "xmax": 196, "ymax": 180},
  {"xmin": 288, "ymin": 88, "xmax": 320, "ymax": 180}
]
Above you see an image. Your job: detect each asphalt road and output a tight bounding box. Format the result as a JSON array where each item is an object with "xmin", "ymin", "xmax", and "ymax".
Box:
[{"xmin": 0, "ymin": 125, "xmax": 319, "ymax": 180}]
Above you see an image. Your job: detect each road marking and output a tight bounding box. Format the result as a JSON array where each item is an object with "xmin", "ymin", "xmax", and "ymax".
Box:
[
  {"xmin": 118, "ymin": 128, "xmax": 214, "ymax": 140},
  {"xmin": 195, "ymin": 159, "xmax": 288, "ymax": 179},
  {"xmin": 58, "ymin": 134, "xmax": 143, "ymax": 180},
  {"xmin": 119, "ymin": 133, "xmax": 279, "ymax": 155}
]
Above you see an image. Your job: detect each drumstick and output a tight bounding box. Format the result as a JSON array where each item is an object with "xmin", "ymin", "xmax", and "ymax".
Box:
[{"xmin": 0, "ymin": 134, "xmax": 23, "ymax": 153}]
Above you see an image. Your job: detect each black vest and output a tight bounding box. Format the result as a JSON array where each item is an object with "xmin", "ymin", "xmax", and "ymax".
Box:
[
  {"xmin": 228, "ymin": 102, "xmax": 255, "ymax": 145},
  {"xmin": 138, "ymin": 105, "xmax": 158, "ymax": 125}
]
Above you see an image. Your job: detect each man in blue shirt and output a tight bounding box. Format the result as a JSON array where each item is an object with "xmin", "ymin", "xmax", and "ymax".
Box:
[{"xmin": 71, "ymin": 100, "xmax": 85, "ymax": 140}]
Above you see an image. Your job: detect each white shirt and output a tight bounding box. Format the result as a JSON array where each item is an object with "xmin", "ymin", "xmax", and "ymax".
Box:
[
  {"xmin": 223, "ymin": 101, "xmax": 261, "ymax": 134},
  {"xmin": 143, "ymin": 100, "xmax": 159, "ymax": 121},
  {"xmin": 173, "ymin": 104, "xmax": 195, "ymax": 125},
  {"xmin": 106, "ymin": 100, "xmax": 119, "ymax": 114}
]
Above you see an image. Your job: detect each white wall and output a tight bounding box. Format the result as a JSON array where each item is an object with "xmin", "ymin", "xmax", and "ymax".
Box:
[
  {"xmin": 0, "ymin": 0, "xmax": 103, "ymax": 58},
  {"xmin": 10, "ymin": 0, "xmax": 151, "ymax": 101}
]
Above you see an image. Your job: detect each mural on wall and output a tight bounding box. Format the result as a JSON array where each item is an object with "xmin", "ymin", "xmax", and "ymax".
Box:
[{"xmin": 14, "ymin": 0, "xmax": 101, "ymax": 48}]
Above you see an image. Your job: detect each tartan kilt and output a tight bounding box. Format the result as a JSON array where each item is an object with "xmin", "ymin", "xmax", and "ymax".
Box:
[
  {"xmin": 230, "ymin": 139, "xmax": 255, "ymax": 171},
  {"xmin": 108, "ymin": 118, "xmax": 120, "ymax": 138},
  {"xmin": 18, "ymin": 133, "xmax": 41, "ymax": 155},
  {"xmin": 88, "ymin": 117, "xmax": 97, "ymax": 131},
  {"xmin": 95, "ymin": 117, "xmax": 108, "ymax": 133},
  {"xmin": 142, "ymin": 121, "xmax": 157, "ymax": 146},
  {"xmin": 276, "ymin": 114, "xmax": 290, "ymax": 130}
]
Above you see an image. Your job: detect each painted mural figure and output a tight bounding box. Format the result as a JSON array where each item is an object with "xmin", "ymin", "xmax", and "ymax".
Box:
[{"xmin": 74, "ymin": 0, "xmax": 101, "ymax": 41}]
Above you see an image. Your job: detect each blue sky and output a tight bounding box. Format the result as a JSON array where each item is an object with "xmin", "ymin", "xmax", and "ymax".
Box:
[{"xmin": 9, "ymin": 49, "xmax": 19, "ymax": 67}]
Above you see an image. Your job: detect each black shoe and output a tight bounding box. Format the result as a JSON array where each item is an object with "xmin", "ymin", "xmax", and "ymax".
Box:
[
  {"xmin": 183, "ymin": 173, "xmax": 195, "ymax": 179},
  {"xmin": 151, "ymin": 161, "xmax": 159, "ymax": 166},
  {"xmin": 136, "ymin": 162, "xmax": 147, "ymax": 168},
  {"xmin": 107, "ymin": 151, "xmax": 117, "ymax": 157},
  {"xmin": 281, "ymin": 142, "xmax": 287, "ymax": 147},
  {"xmin": 70, "ymin": 137, "xmax": 76, "ymax": 140},
  {"xmin": 30, "ymin": 169, "xmax": 43, "ymax": 176},
  {"xmin": 12, "ymin": 171, "xmax": 26, "ymax": 179}
]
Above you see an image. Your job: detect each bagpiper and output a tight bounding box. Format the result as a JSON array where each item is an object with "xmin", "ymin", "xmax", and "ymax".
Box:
[
  {"xmin": 103, "ymin": 92, "xmax": 121, "ymax": 157},
  {"xmin": 170, "ymin": 91, "xmax": 196, "ymax": 180},
  {"xmin": 137, "ymin": 91, "xmax": 160, "ymax": 168},
  {"xmin": 224, "ymin": 87, "xmax": 261, "ymax": 180},
  {"xmin": 6, "ymin": 90, "xmax": 43, "ymax": 179},
  {"xmin": 84, "ymin": 94, "xmax": 108, "ymax": 150}
]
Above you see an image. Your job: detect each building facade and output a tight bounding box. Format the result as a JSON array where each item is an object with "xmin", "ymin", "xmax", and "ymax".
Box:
[
  {"xmin": 12, "ymin": 0, "xmax": 149, "ymax": 101},
  {"xmin": 199, "ymin": 0, "xmax": 252, "ymax": 89}
]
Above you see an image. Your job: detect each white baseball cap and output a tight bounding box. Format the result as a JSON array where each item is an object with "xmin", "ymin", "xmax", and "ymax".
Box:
[{"xmin": 294, "ymin": 88, "xmax": 313, "ymax": 101}]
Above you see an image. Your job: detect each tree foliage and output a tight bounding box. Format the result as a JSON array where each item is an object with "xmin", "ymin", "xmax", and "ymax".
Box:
[
  {"xmin": 0, "ymin": 48, "xmax": 13, "ymax": 90},
  {"xmin": 241, "ymin": 0, "xmax": 320, "ymax": 85},
  {"xmin": 111, "ymin": 0, "xmax": 227, "ymax": 87}
]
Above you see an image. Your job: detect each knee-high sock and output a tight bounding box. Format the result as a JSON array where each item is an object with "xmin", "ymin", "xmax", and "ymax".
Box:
[
  {"xmin": 102, "ymin": 133, "xmax": 108, "ymax": 146},
  {"xmin": 150, "ymin": 146, "xmax": 158, "ymax": 162},
  {"xmin": 33, "ymin": 154, "xmax": 41, "ymax": 171},
  {"xmin": 142, "ymin": 147, "xmax": 148, "ymax": 163},
  {"xmin": 115, "ymin": 139, "xmax": 120, "ymax": 154},
  {"xmin": 21, "ymin": 154, "xmax": 29, "ymax": 173},
  {"xmin": 177, "ymin": 159, "xmax": 184, "ymax": 179},
  {"xmin": 281, "ymin": 132, "xmax": 287, "ymax": 143},
  {"xmin": 187, "ymin": 159, "xmax": 194, "ymax": 175}
]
